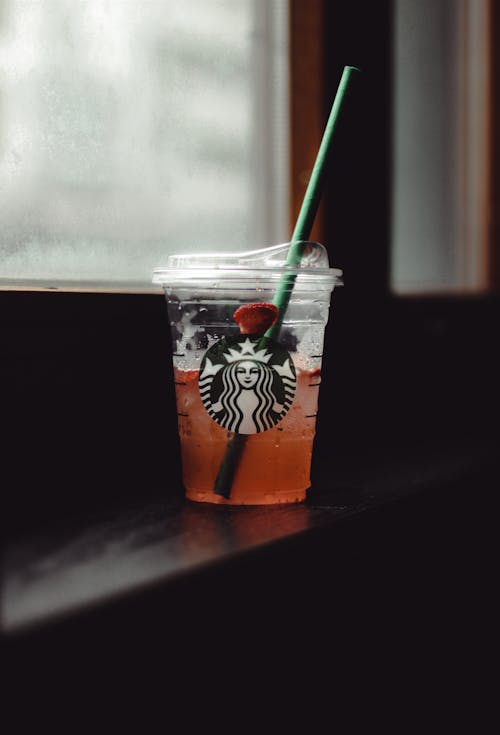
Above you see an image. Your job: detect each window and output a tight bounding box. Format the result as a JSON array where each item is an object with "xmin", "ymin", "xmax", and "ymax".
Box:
[
  {"xmin": 391, "ymin": 0, "xmax": 492, "ymax": 294},
  {"xmin": 0, "ymin": 0, "xmax": 289, "ymax": 289}
]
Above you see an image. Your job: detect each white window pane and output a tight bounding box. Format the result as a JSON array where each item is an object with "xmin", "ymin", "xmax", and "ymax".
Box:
[
  {"xmin": 391, "ymin": 0, "xmax": 490, "ymax": 294},
  {"xmin": 0, "ymin": 0, "xmax": 289, "ymax": 289}
]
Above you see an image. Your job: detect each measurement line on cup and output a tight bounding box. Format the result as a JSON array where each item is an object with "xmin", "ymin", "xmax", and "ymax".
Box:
[
  {"xmin": 173, "ymin": 353, "xmax": 185, "ymax": 357},
  {"xmin": 308, "ymin": 382, "xmax": 321, "ymax": 387},
  {"xmin": 174, "ymin": 381, "xmax": 187, "ymax": 385},
  {"xmin": 310, "ymin": 354, "xmax": 323, "ymax": 358},
  {"xmin": 177, "ymin": 412, "xmax": 189, "ymax": 417},
  {"xmin": 305, "ymin": 414, "xmax": 318, "ymax": 418}
]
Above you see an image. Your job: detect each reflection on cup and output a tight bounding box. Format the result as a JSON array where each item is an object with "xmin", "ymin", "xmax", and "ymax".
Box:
[{"xmin": 179, "ymin": 502, "xmax": 311, "ymax": 561}]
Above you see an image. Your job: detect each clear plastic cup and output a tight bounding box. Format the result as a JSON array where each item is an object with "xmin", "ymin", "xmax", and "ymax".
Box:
[{"xmin": 153, "ymin": 241, "xmax": 342, "ymax": 505}]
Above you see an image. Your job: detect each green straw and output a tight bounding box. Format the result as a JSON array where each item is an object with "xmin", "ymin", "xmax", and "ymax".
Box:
[{"xmin": 214, "ymin": 65, "xmax": 360, "ymax": 498}]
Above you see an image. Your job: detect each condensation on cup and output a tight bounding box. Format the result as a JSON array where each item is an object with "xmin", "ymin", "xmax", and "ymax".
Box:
[{"xmin": 153, "ymin": 241, "xmax": 342, "ymax": 505}]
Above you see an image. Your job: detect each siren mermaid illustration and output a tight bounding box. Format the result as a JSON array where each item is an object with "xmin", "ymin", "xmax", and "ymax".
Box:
[{"xmin": 199, "ymin": 337, "xmax": 296, "ymax": 434}]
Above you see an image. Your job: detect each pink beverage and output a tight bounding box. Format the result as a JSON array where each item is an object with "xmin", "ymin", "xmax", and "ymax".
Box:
[
  {"xmin": 174, "ymin": 364, "xmax": 321, "ymax": 504},
  {"xmin": 153, "ymin": 242, "xmax": 342, "ymax": 505}
]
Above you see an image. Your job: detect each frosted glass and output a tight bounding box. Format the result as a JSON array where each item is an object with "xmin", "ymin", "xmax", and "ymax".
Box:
[
  {"xmin": 0, "ymin": 0, "xmax": 289, "ymax": 289},
  {"xmin": 391, "ymin": 0, "xmax": 489, "ymax": 294}
]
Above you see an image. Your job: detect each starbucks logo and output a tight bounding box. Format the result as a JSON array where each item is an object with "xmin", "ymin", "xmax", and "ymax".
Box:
[{"xmin": 199, "ymin": 335, "xmax": 296, "ymax": 434}]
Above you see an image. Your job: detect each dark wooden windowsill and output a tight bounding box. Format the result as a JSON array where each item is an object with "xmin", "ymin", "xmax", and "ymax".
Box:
[{"xmin": 4, "ymin": 434, "xmax": 497, "ymax": 647}]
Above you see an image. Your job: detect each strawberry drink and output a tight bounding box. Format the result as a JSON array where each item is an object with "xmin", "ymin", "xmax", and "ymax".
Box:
[
  {"xmin": 153, "ymin": 241, "xmax": 342, "ymax": 505},
  {"xmin": 174, "ymin": 363, "xmax": 321, "ymax": 504}
]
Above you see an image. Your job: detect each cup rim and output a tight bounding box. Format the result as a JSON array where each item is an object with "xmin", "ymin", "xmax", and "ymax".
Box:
[{"xmin": 152, "ymin": 264, "xmax": 342, "ymax": 286}]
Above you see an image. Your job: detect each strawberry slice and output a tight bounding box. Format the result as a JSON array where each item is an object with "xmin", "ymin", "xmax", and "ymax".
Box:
[{"xmin": 233, "ymin": 302, "xmax": 279, "ymax": 336}]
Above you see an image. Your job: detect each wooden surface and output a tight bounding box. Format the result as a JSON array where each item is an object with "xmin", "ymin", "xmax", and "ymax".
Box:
[
  {"xmin": 3, "ymin": 436, "xmax": 496, "ymax": 636},
  {"xmin": 490, "ymin": 0, "xmax": 500, "ymax": 289},
  {"xmin": 4, "ymin": 433, "xmax": 497, "ymax": 721},
  {"xmin": 289, "ymin": 0, "xmax": 325, "ymax": 243}
]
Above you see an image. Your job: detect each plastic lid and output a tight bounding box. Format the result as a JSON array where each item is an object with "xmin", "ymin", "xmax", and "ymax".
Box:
[{"xmin": 152, "ymin": 241, "xmax": 342, "ymax": 285}]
